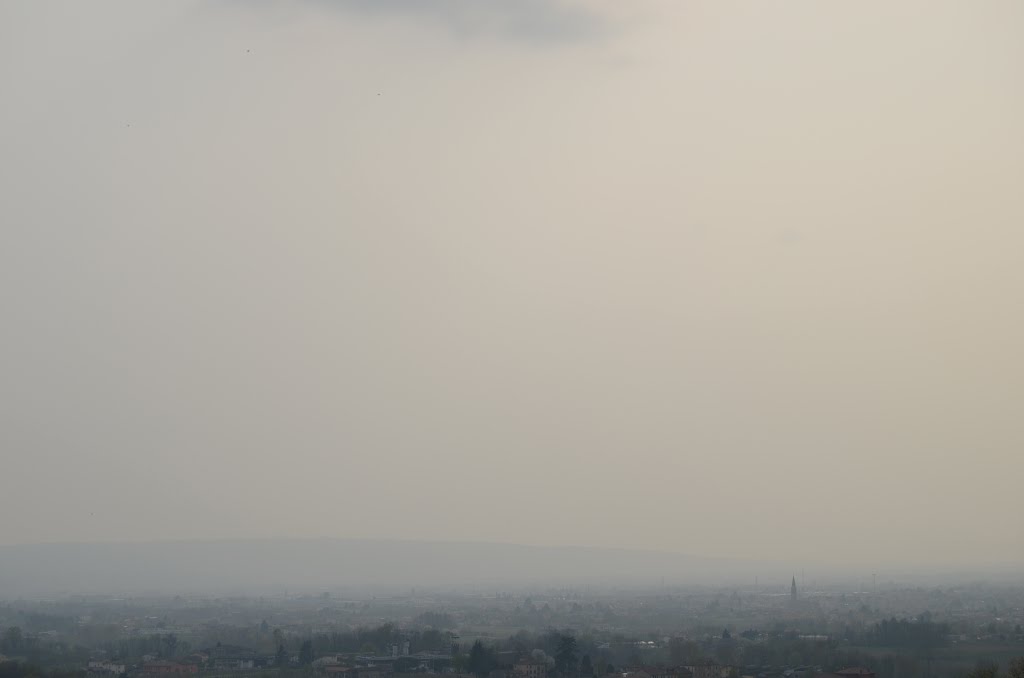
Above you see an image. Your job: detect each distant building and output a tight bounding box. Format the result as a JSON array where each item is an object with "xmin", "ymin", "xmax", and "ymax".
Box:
[
  {"xmin": 790, "ymin": 577, "xmax": 797, "ymax": 602},
  {"xmin": 87, "ymin": 661, "xmax": 126, "ymax": 675},
  {"xmin": 143, "ymin": 662, "xmax": 198, "ymax": 675},
  {"xmin": 817, "ymin": 668, "xmax": 876, "ymax": 678},
  {"xmin": 684, "ymin": 665, "xmax": 734, "ymax": 678},
  {"xmin": 325, "ymin": 668, "xmax": 386, "ymax": 678},
  {"xmin": 201, "ymin": 643, "xmax": 260, "ymax": 671},
  {"xmin": 627, "ymin": 666, "xmax": 694, "ymax": 678},
  {"xmin": 834, "ymin": 669, "xmax": 875, "ymax": 678},
  {"xmin": 514, "ymin": 659, "xmax": 548, "ymax": 678},
  {"xmin": 313, "ymin": 656, "xmax": 344, "ymax": 669}
]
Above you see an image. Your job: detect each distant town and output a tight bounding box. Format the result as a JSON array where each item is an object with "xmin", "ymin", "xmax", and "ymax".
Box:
[{"xmin": 2, "ymin": 578, "xmax": 1022, "ymax": 678}]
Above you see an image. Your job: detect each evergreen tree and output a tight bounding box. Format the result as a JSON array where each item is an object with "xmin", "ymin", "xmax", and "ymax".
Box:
[
  {"xmin": 299, "ymin": 640, "xmax": 314, "ymax": 665},
  {"xmin": 555, "ymin": 635, "xmax": 578, "ymax": 678},
  {"xmin": 467, "ymin": 640, "xmax": 495, "ymax": 678}
]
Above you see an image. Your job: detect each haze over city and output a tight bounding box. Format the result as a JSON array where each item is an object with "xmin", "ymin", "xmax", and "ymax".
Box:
[
  {"xmin": 3, "ymin": 0, "xmax": 1023, "ymax": 573},
  {"xmin": 3, "ymin": 6, "xmax": 1024, "ymax": 678}
]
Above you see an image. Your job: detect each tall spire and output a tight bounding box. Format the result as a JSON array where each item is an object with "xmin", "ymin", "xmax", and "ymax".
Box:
[{"xmin": 791, "ymin": 576, "xmax": 797, "ymax": 602}]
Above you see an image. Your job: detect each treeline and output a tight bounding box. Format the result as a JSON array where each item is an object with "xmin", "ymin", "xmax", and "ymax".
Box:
[
  {"xmin": 463, "ymin": 632, "xmax": 590, "ymax": 678},
  {"xmin": 97, "ymin": 623, "xmax": 455, "ymax": 661},
  {"xmin": 1, "ymin": 627, "xmax": 93, "ymax": 668},
  {"xmin": 863, "ymin": 618, "xmax": 949, "ymax": 649},
  {"xmin": 102, "ymin": 635, "xmax": 190, "ymax": 661},
  {"xmin": 304, "ymin": 624, "xmax": 454, "ymax": 656},
  {"xmin": 966, "ymin": 658, "xmax": 1023, "ymax": 678},
  {"xmin": 672, "ymin": 634, "xmax": 882, "ymax": 675},
  {"xmin": 0, "ymin": 662, "xmax": 82, "ymax": 678}
]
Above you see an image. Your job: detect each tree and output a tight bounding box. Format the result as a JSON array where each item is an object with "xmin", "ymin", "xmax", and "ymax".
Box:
[
  {"xmin": 299, "ymin": 640, "xmax": 314, "ymax": 665},
  {"xmin": 467, "ymin": 640, "xmax": 495, "ymax": 678},
  {"xmin": 580, "ymin": 655, "xmax": 594, "ymax": 678},
  {"xmin": 669, "ymin": 638, "xmax": 702, "ymax": 665},
  {"xmin": 715, "ymin": 640, "xmax": 736, "ymax": 667},
  {"xmin": 555, "ymin": 635, "xmax": 578, "ymax": 678},
  {"xmin": 1, "ymin": 628, "xmax": 23, "ymax": 653},
  {"xmin": 162, "ymin": 634, "xmax": 178, "ymax": 658},
  {"xmin": 509, "ymin": 630, "xmax": 532, "ymax": 654},
  {"xmin": 421, "ymin": 629, "xmax": 446, "ymax": 652},
  {"xmin": 967, "ymin": 662, "xmax": 999, "ymax": 678}
]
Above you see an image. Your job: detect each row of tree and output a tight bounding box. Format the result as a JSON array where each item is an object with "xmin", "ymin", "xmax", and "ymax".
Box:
[
  {"xmin": 465, "ymin": 633, "xmax": 591, "ymax": 678},
  {"xmin": 865, "ymin": 618, "xmax": 950, "ymax": 649}
]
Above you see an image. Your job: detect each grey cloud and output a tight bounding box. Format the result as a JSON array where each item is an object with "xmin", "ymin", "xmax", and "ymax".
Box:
[{"xmin": 295, "ymin": 0, "xmax": 601, "ymax": 43}]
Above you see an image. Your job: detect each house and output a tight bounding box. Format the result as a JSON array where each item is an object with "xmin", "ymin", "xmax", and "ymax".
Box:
[
  {"xmin": 628, "ymin": 667, "xmax": 694, "ymax": 678},
  {"xmin": 87, "ymin": 661, "xmax": 126, "ymax": 675},
  {"xmin": 835, "ymin": 669, "xmax": 874, "ymax": 678},
  {"xmin": 142, "ymin": 662, "xmax": 198, "ymax": 675},
  {"xmin": 514, "ymin": 659, "xmax": 548, "ymax": 678},
  {"xmin": 314, "ymin": 656, "xmax": 344, "ymax": 670},
  {"xmin": 324, "ymin": 667, "xmax": 384, "ymax": 678},
  {"xmin": 211, "ymin": 658, "xmax": 256, "ymax": 671}
]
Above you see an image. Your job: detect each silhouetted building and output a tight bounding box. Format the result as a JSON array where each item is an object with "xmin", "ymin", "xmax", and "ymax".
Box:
[
  {"xmin": 683, "ymin": 665, "xmax": 733, "ymax": 678},
  {"xmin": 514, "ymin": 659, "xmax": 548, "ymax": 678},
  {"xmin": 143, "ymin": 662, "xmax": 197, "ymax": 675},
  {"xmin": 627, "ymin": 666, "xmax": 694, "ymax": 678},
  {"xmin": 834, "ymin": 669, "xmax": 874, "ymax": 678}
]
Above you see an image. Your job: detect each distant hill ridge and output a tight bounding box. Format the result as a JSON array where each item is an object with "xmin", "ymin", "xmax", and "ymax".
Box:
[{"xmin": 0, "ymin": 538, "xmax": 784, "ymax": 595}]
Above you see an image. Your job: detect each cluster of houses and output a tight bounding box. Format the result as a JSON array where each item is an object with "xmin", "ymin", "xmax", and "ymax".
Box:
[
  {"xmin": 87, "ymin": 662, "xmax": 129, "ymax": 675},
  {"xmin": 617, "ymin": 666, "xmax": 707, "ymax": 678},
  {"xmin": 141, "ymin": 662, "xmax": 200, "ymax": 675},
  {"xmin": 85, "ymin": 649, "xmax": 874, "ymax": 678},
  {"xmin": 86, "ymin": 646, "xmax": 264, "ymax": 676},
  {"xmin": 612, "ymin": 665, "xmax": 874, "ymax": 678}
]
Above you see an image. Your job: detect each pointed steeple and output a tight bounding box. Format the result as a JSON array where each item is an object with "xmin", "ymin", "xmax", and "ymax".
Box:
[{"xmin": 791, "ymin": 575, "xmax": 797, "ymax": 602}]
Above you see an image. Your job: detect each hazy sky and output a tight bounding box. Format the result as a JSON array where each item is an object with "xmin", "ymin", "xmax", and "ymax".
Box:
[{"xmin": 2, "ymin": 1, "xmax": 1022, "ymax": 568}]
